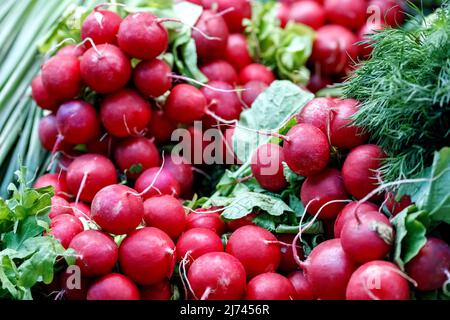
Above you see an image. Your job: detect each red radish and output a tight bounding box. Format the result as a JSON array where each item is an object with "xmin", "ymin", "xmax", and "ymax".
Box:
[
  {"xmin": 134, "ymin": 167, "xmax": 181, "ymax": 199},
  {"xmin": 38, "ymin": 115, "xmax": 70, "ymax": 152},
  {"xmin": 334, "ymin": 201, "xmax": 378, "ymax": 238},
  {"xmin": 193, "ymin": 10, "xmax": 229, "ymax": 62},
  {"xmin": 81, "ymin": 9, "xmax": 122, "ymax": 46},
  {"xmin": 226, "ymin": 225, "xmax": 280, "ymax": 278},
  {"xmin": 165, "ymin": 84, "xmax": 206, "ymax": 124},
  {"xmin": 70, "ymin": 201, "xmax": 91, "ymax": 220},
  {"xmin": 384, "ymin": 192, "xmax": 412, "ymax": 216},
  {"xmin": 239, "ymin": 63, "xmax": 275, "ymax": 85},
  {"xmin": 176, "ymin": 227, "xmax": 224, "ymax": 264},
  {"xmin": 283, "ymin": 124, "xmax": 330, "ymax": 177},
  {"xmin": 134, "ymin": 59, "xmax": 172, "ymax": 98},
  {"xmin": 227, "ymin": 213, "xmax": 256, "ymax": 231},
  {"xmin": 184, "ymin": 0, "xmax": 202, "ymax": 4},
  {"xmin": 324, "ymin": 0, "xmax": 367, "ymax": 30},
  {"xmin": 86, "ymin": 133, "xmax": 116, "ymax": 157},
  {"xmin": 277, "ymin": 2, "xmax": 289, "ymax": 28},
  {"xmin": 185, "ymin": 125, "xmax": 210, "ymax": 164},
  {"xmin": 342, "ymin": 144, "xmax": 386, "ymax": 200},
  {"xmin": 34, "ymin": 173, "xmax": 71, "ymax": 200},
  {"xmin": 200, "ymin": 60, "xmax": 238, "ymax": 84},
  {"xmin": 163, "ymin": 154, "xmax": 194, "ymax": 197},
  {"xmin": 405, "ymin": 237, "xmax": 450, "ymax": 291},
  {"xmin": 31, "ymin": 75, "xmax": 59, "ymax": 111},
  {"xmin": 56, "ymin": 100, "xmax": 100, "ymax": 145},
  {"xmin": 311, "ymin": 25, "xmax": 359, "ymax": 75},
  {"xmin": 301, "ymin": 239, "xmax": 358, "ymax": 300},
  {"xmin": 69, "ymin": 230, "xmax": 118, "ymax": 277},
  {"xmin": 357, "ymin": 20, "xmax": 385, "ymax": 58},
  {"xmin": 114, "ymin": 137, "xmax": 160, "ymax": 179},
  {"xmin": 368, "ymin": 0, "xmax": 405, "ymax": 27},
  {"xmin": 346, "ymin": 261, "xmax": 410, "ymax": 300},
  {"xmin": 41, "ymin": 55, "xmax": 81, "ymax": 101},
  {"xmin": 241, "ymin": 81, "xmax": 268, "ymax": 107},
  {"xmin": 49, "ymin": 214, "xmax": 84, "ymax": 248},
  {"xmin": 80, "ymin": 44, "xmax": 131, "ymax": 94},
  {"xmin": 147, "ymin": 110, "xmax": 177, "ymax": 144},
  {"xmin": 300, "ymin": 168, "xmax": 349, "ymax": 220},
  {"xmin": 296, "ymin": 97, "xmax": 335, "ymax": 135},
  {"xmin": 289, "ymin": 1, "xmax": 326, "ymax": 30},
  {"xmin": 66, "ymin": 154, "xmax": 118, "ymax": 203},
  {"xmin": 186, "ymin": 208, "xmax": 226, "ymax": 235},
  {"xmin": 141, "ymin": 280, "xmax": 172, "ymax": 300},
  {"xmin": 49, "ymin": 196, "xmax": 72, "ymax": 219},
  {"xmin": 245, "ymin": 273, "xmax": 296, "ymax": 300},
  {"xmin": 87, "ymin": 273, "xmax": 140, "ymax": 300},
  {"xmin": 288, "ymin": 271, "xmax": 316, "ymax": 300},
  {"xmin": 57, "ymin": 44, "xmax": 86, "ymax": 57},
  {"xmin": 91, "ymin": 184, "xmax": 144, "ymax": 235},
  {"xmin": 201, "ymin": 81, "xmax": 242, "ymax": 128},
  {"xmin": 278, "ymin": 234, "xmax": 303, "ymax": 274},
  {"xmin": 119, "ymin": 227, "xmax": 176, "ymax": 285},
  {"xmin": 117, "ymin": 12, "xmax": 168, "ymax": 60},
  {"xmin": 143, "ymin": 195, "xmax": 186, "ymax": 240},
  {"xmin": 341, "ymin": 211, "xmax": 394, "ymax": 263},
  {"xmin": 225, "ymin": 33, "xmax": 252, "ymax": 71},
  {"xmin": 100, "ymin": 89, "xmax": 152, "ymax": 138},
  {"xmin": 188, "ymin": 252, "xmax": 246, "ymax": 300},
  {"xmin": 307, "ymin": 72, "xmax": 333, "ymax": 93},
  {"xmin": 202, "ymin": 0, "xmax": 252, "ymax": 33},
  {"xmin": 250, "ymin": 143, "xmax": 287, "ymax": 192},
  {"xmin": 60, "ymin": 269, "xmax": 91, "ymax": 300},
  {"xmin": 330, "ymin": 99, "xmax": 368, "ymax": 149}
]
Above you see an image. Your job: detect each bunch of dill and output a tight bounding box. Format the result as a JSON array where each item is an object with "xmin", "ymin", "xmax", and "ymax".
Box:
[{"xmin": 343, "ymin": 4, "xmax": 450, "ymax": 182}]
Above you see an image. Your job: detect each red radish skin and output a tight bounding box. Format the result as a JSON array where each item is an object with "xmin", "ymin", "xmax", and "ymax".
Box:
[
  {"xmin": 31, "ymin": 75, "xmax": 59, "ymax": 111},
  {"xmin": 227, "ymin": 213, "xmax": 256, "ymax": 231},
  {"xmin": 119, "ymin": 227, "xmax": 176, "ymax": 285},
  {"xmin": 239, "ymin": 63, "xmax": 275, "ymax": 85},
  {"xmin": 135, "ymin": 167, "xmax": 181, "ymax": 199},
  {"xmin": 69, "ymin": 230, "xmax": 118, "ymax": 277},
  {"xmin": 41, "ymin": 55, "xmax": 81, "ymax": 101},
  {"xmin": 147, "ymin": 110, "xmax": 177, "ymax": 144},
  {"xmin": 91, "ymin": 184, "xmax": 144, "ymax": 235},
  {"xmin": 226, "ymin": 225, "xmax": 280, "ymax": 278},
  {"xmin": 70, "ymin": 202, "xmax": 91, "ymax": 220},
  {"xmin": 134, "ymin": 59, "xmax": 172, "ymax": 98},
  {"xmin": 163, "ymin": 154, "xmax": 194, "ymax": 197},
  {"xmin": 186, "ymin": 125, "xmax": 210, "ymax": 164},
  {"xmin": 165, "ymin": 84, "xmax": 206, "ymax": 124},
  {"xmin": 38, "ymin": 115, "xmax": 69, "ymax": 152},
  {"xmin": 81, "ymin": 9, "xmax": 122, "ymax": 46},
  {"xmin": 202, "ymin": 0, "xmax": 252, "ymax": 33},
  {"xmin": 346, "ymin": 261, "xmax": 410, "ymax": 300},
  {"xmin": 57, "ymin": 45, "xmax": 86, "ymax": 57},
  {"xmin": 49, "ymin": 196, "xmax": 72, "ymax": 219},
  {"xmin": 141, "ymin": 280, "xmax": 172, "ymax": 300},
  {"xmin": 289, "ymin": 1, "xmax": 326, "ymax": 30},
  {"xmin": 193, "ymin": 10, "xmax": 229, "ymax": 62},
  {"xmin": 186, "ymin": 209, "xmax": 226, "ymax": 235},
  {"xmin": 200, "ymin": 60, "xmax": 238, "ymax": 84},
  {"xmin": 143, "ymin": 195, "xmax": 186, "ymax": 240},
  {"xmin": 66, "ymin": 154, "xmax": 118, "ymax": 203},
  {"xmin": 330, "ymin": 99, "xmax": 368, "ymax": 149},
  {"xmin": 324, "ymin": 0, "xmax": 367, "ymax": 30},
  {"xmin": 87, "ymin": 273, "xmax": 140, "ymax": 300},
  {"xmin": 384, "ymin": 192, "xmax": 412, "ymax": 216},
  {"xmin": 278, "ymin": 234, "xmax": 303, "ymax": 274},
  {"xmin": 277, "ymin": 2, "xmax": 289, "ymax": 28},
  {"xmin": 246, "ymin": 273, "xmax": 296, "ymax": 300},
  {"xmin": 296, "ymin": 97, "xmax": 335, "ymax": 135},
  {"xmin": 342, "ymin": 144, "xmax": 386, "ymax": 200},
  {"xmin": 288, "ymin": 271, "xmax": 316, "ymax": 300},
  {"xmin": 334, "ymin": 201, "xmax": 378, "ymax": 238},
  {"xmin": 56, "ymin": 100, "xmax": 100, "ymax": 145},
  {"xmin": 118, "ymin": 12, "xmax": 168, "ymax": 60},
  {"xmin": 225, "ymin": 33, "xmax": 252, "ymax": 71},
  {"xmin": 300, "ymin": 168, "xmax": 350, "ymax": 220},
  {"xmin": 302, "ymin": 239, "xmax": 358, "ymax": 300},
  {"xmin": 251, "ymin": 143, "xmax": 287, "ymax": 192},
  {"xmin": 405, "ymin": 237, "xmax": 450, "ymax": 291},
  {"xmin": 241, "ymin": 81, "xmax": 268, "ymax": 107},
  {"xmin": 341, "ymin": 211, "xmax": 394, "ymax": 263},
  {"xmin": 188, "ymin": 252, "xmax": 247, "ymax": 300},
  {"xmin": 80, "ymin": 44, "xmax": 132, "ymax": 94},
  {"xmin": 368, "ymin": 0, "xmax": 405, "ymax": 27},
  {"xmin": 307, "ymin": 72, "xmax": 333, "ymax": 94},
  {"xmin": 34, "ymin": 173, "xmax": 71, "ymax": 200},
  {"xmin": 283, "ymin": 124, "xmax": 330, "ymax": 177},
  {"xmin": 86, "ymin": 133, "xmax": 116, "ymax": 157},
  {"xmin": 100, "ymin": 89, "xmax": 152, "ymax": 138},
  {"xmin": 49, "ymin": 214, "xmax": 84, "ymax": 248},
  {"xmin": 114, "ymin": 137, "xmax": 160, "ymax": 179},
  {"xmin": 60, "ymin": 269, "xmax": 91, "ymax": 300},
  {"xmin": 176, "ymin": 227, "xmax": 224, "ymax": 264}
]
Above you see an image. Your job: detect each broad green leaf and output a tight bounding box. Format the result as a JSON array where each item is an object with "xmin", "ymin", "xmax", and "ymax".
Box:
[
  {"xmin": 253, "ymin": 213, "xmax": 277, "ymax": 231},
  {"xmin": 3, "ymin": 216, "xmax": 47, "ymax": 251}
]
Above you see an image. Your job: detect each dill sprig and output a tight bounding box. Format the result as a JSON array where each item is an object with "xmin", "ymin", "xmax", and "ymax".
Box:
[{"xmin": 343, "ymin": 4, "xmax": 450, "ymax": 182}]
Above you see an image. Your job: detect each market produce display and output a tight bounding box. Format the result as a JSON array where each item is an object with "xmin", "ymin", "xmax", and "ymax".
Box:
[{"xmin": 0, "ymin": 0, "xmax": 449, "ymax": 301}]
